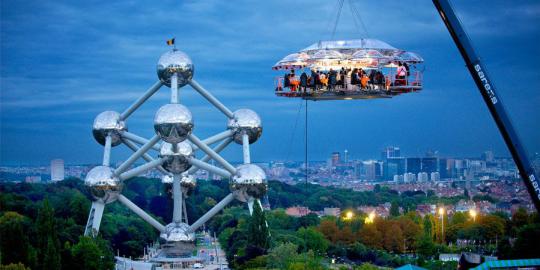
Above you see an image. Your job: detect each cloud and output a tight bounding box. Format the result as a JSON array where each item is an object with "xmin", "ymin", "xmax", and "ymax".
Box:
[{"xmin": 1, "ymin": 0, "xmax": 539, "ymax": 164}]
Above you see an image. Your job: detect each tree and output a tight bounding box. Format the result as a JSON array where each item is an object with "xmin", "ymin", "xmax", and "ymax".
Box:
[
  {"xmin": 357, "ymin": 224, "xmax": 382, "ymax": 249},
  {"xmin": 36, "ymin": 199, "xmax": 61, "ymax": 270},
  {"xmin": 0, "ymin": 263, "xmax": 30, "ymax": 270},
  {"xmin": 298, "ymin": 213, "xmax": 320, "ymax": 228},
  {"xmin": 382, "ymin": 223, "xmax": 404, "ymax": 253},
  {"xmin": 423, "ymin": 215, "xmax": 434, "ymax": 238},
  {"xmin": 390, "ymin": 201, "xmax": 400, "ymax": 217},
  {"xmin": 511, "ymin": 224, "xmax": 540, "ymax": 258},
  {"xmin": 70, "ymin": 237, "xmax": 114, "ymax": 270},
  {"xmin": 451, "ymin": 212, "xmax": 467, "ymax": 225},
  {"xmin": 317, "ymin": 220, "xmax": 339, "ymax": 243},
  {"xmin": 296, "ymin": 227, "xmax": 329, "ymax": 254},
  {"xmin": 415, "ymin": 233, "xmax": 436, "ymax": 258},
  {"xmin": 511, "ymin": 208, "xmax": 530, "ymax": 229},
  {"xmin": 267, "ymin": 242, "xmax": 298, "ymax": 270},
  {"xmin": 247, "ymin": 201, "xmax": 269, "ymax": 252},
  {"xmin": 0, "ymin": 212, "xmax": 30, "ymax": 266},
  {"xmin": 398, "ymin": 217, "xmax": 421, "ymax": 252},
  {"xmin": 355, "ymin": 263, "xmax": 379, "ymax": 270}
]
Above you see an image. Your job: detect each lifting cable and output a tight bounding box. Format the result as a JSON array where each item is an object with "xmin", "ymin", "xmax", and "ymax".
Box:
[
  {"xmin": 331, "ymin": 0, "xmax": 346, "ymax": 40},
  {"xmin": 303, "ymin": 98, "xmax": 308, "ymax": 270},
  {"xmin": 348, "ymin": 0, "xmax": 371, "ymax": 38}
]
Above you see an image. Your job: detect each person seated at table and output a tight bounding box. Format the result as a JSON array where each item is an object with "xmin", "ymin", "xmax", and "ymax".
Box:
[
  {"xmin": 360, "ymin": 74, "xmax": 370, "ymax": 90},
  {"xmin": 328, "ymin": 69, "xmax": 337, "ymax": 91},
  {"xmin": 289, "ymin": 70, "xmax": 300, "ymax": 92},
  {"xmin": 319, "ymin": 72, "xmax": 328, "ymax": 88},
  {"xmin": 395, "ymin": 62, "xmax": 407, "ymax": 86},
  {"xmin": 375, "ymin": 71, "xmax": 385, "ymax": 90},
  {"xmin": 359, "ymin": 68, "xmax": 366, "ymax": 77},
  {"xmin": 368, "ymin": 70, "xmax": 377, "ymax": 90},
  {"xmin": 351, "ymin": 68, "xmax": 359, "ymax": 85},
  {"xmin": 300, "ymin": 71, "xmax": 308, "ymax": 93},
  {"xmin": 310, "ymin": 69, "xmax": 318, "ymax": 90},
  {"xmin": 284, "ymin": 73, "xmax": 291, "ymax": 89},
  {"xmin": 336, "ymin": 69, "xmax": 342, "ymax": 89}
]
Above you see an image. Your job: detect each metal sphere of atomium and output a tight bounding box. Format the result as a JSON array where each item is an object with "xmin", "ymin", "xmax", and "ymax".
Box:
[
  {"xmin": 157, "ymin": 50, "xmax": 194, "ymax": 88},
  {"xmin": 230, "ymin": 164, "xmax": 268, "ymax": 202},
  {"xmin": 154, "ymin": 104, "xmax": 194, "ymax": 144},
  {"xmin": 84, "ymin": 166, "xmax": 122, "ymax": 204},
  {"xmin": 227, "ymin": 109, "xmax": 262, "ymax": 144},
  {"xmin": 160, "ymin": 222, "xmax": 195, "ymax": 243},
  {"xmin": 180, "ymin": 173, "xmax": 196, "ymax": 195},
  {"xmin": 159, "ymin": 141, "xmax": 194, "ymax": 174},
  {"xmin": 92, "ymin": 111, "xmax": 127, "ymax": 147}
]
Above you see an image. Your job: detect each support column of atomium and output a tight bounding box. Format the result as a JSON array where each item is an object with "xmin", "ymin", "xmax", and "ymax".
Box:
[{"xmin": 82, "ymin": 48, "xmax": 269, "ymax": 255}]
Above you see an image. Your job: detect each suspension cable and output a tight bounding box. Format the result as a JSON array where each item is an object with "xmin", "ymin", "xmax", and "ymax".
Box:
[
  {"xmin": 348, "ymin": 0, "xmax": 363, "ymax": 36},
  {"xmin": 303, "ymin": 98, "xmax": 308, "ymax": 270},
  {"xmin": 331, "ymin": 0, "xmax": 346, "ymax": 40},
  {"xmin": 349, "ymin": 0, "xmax": 370, "ymax": 38}
]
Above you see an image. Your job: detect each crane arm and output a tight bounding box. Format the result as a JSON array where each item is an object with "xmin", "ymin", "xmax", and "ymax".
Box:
[{"xmin": 433, "ymin": 0, "xmax": 540, "ymax": 212}]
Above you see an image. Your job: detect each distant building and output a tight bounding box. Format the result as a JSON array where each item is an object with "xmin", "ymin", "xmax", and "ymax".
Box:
[
  {"xmin": 438, "ymin": 158, "xmax": 450, "ymax": 179},
  {"xmin": 430, "ymin": 172, "xmax": 440, "ymax": 181},
  {"xmin": 384, "ymin": 157, "xmax": 405, "ymax": 180},
  {"xmin": 362, "ymin": 160, "xmax": 378, "ymax": 181},
  {"xmin": 286, "ymin": 206, "xmax": 311, "ymax": 217},
  {"xmin": 331, "ymin": 152, "xmax": 340, "ymax": 166},
  {"xmin": 344, "ymin": 150, "xmax": 349, "ymax": 163},
  {"xmin": 439, "ymin": 254, "xmax": 460, "ymax": 262},
  {"xmin": 404, "ymin": 172, "xmax": 416, "ymax": 183},
  {"xmin": 381, "ymin": 146, "xmax": 400, "ymax": 160},
  {"xmin": 482, "ymin": 150, "xmax": 494, "ymax": 163},
  {"xmin": 50, "ymin": 159, "xmax": 64, "ymax": 181},
  {"xmin": 455, "ymin": 200, "xmax": 475, "ymax": 213},
  {"xmin": 323, "ymin": 207, "xmax": 341, "ymax": 217},
  {"xmin": 406, "ymin": 158, "xmax": 421, "ymax": 174},
  {"xmin": 25, "ymin": 176, "xmax": 42, "ymax": 183},
  {"xmin": 417, "ymin": 172, "xmax": 429, "ymax": 182},
  {"xmin": 421, "ymin": 157, "xmax": 438, "ymax": 173}
]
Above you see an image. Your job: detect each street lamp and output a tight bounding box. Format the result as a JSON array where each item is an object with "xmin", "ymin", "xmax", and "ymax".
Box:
[
  {"xmin": 364, "ymin": 211, "xmax": 376, "ymax": 224},
  {"xmin": 469, "ymin": 208, "xmax": 477, "ymax": 222},
  {"xmin": 438, "ymin": 207, "xmax": 445, "ymax": 243},
  {"xmin": 344, "ymin": 210, "xmax": 354, "ymax": 220}
]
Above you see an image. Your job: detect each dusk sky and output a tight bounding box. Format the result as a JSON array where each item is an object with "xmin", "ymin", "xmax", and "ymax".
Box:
[{"xmin": 1, "ymin": 0, "xmax": 539, "ymax": 165}]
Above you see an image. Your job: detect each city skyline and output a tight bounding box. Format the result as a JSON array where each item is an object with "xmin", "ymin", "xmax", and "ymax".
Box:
[{"xmin": 1, "ymin": 1, "xmax": 539, "ymax": 166}]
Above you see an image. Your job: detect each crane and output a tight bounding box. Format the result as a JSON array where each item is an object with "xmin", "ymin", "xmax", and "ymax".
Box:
[{"xmin": 433, "ymin": 0, "xmax": 540, "ymax": 213}]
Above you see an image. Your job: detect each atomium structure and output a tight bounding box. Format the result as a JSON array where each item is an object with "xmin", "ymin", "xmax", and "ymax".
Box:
[{"xmin": 84, "ymin": 48, "xmax": 267, "ymax": 256}]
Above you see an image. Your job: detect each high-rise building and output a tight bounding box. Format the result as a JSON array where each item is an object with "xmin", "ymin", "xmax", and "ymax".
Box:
[
  {"xmin": 381, "ymin": 146, "xmax": 401, "ymax": 160},
  {"xmin": 482, "ymin": 150, "xmax": 495, "ymax": 163},
  {"xmin": 384, "ymin": 157, "xmax": 405, "ymax": 180},
  {"xmin": 421, "ymin": 157, "xmax": 438, "ymax": 173},
  {"xmin": 331, "ymin": 152, "xmax": 340, "ymax": 166},
  {"xmin": 344, "ymin": 150, "xmax": 349, "ymax": 163},
  {"xmin": 50, "ymin": 159, "xmax": 65, "ymax": 181},
  {"xmin": 406, "ymin": 158, "xmax": 421, "ymax": 174},
  {"xmin": 438, "ymin": 158, "xmax": 449, "ymax": 179},
  {"xmin": 363, "ymin": 160, "xmax": 378, "ymax": 181}
]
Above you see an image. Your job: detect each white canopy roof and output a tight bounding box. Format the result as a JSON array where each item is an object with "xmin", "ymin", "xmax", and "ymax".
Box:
[
  {"xmin": 301, "ymin": 38, "xmax": 398, "ymax": 52},
  {"xmin": 310, "ymin": 49, "xmax": 344, "ymax": 60}
]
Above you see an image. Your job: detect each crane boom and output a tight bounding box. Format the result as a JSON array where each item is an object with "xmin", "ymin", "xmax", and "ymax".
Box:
[{"xmin": 433, "ymin": 0, "xmax": 540, "ymax": 212}]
